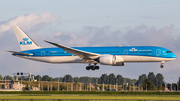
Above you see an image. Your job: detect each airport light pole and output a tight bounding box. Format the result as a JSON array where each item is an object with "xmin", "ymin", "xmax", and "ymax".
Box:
[
  {"xmin": 96, "ymin": 78, "xmax": 97, "ymax": 85},
  {"xmin": 165, "ymin": 77, "xmax": 167, "ymax": 91},
  {"xmin": 39, "ymin": 76, "xmax": 40, "ymax": 90},
  {"xmin": 3, "ymin": 66, "xmax": 6, "ymax": 90},
  {"xmin": 98, "ymin": 73, "xmax": 101, "ymax": 91},
  {"xmin": 90, "ymin": 75, "xmax": 91, "ymax": 91},
  {"xmin": 64, "ymin": 75, "xmax": 66, "ymax": 87},
  {"xmin": 116, "ymin": 75, "xmax": 118, "ymax": 91},
  {"xmin": 171, "ymin": 78, "xmax": 172, "ymax": 91},
  {"xmin": 48, "ymin": 83, "xmax": 49, "ymax": 91},
  {"xmin": 114, "ymin": 75, "xmax": 115, "ymax": 90},
  {"xmin": 51, "ymin": 83, "xmax": 52, "ymax": 91},
  {"xmin": 49, "ymin": 68, "xmax": 52, "ymax": 91},
  {"xmin": 133, "ymin": 81, "xmax": 134, "ymax": 91},
  {"xmin": 5, "ymin": 71, "xmax": 6, "ymax": 90},
  {"xmin": 71, "ymin": 70, "xmax": 73, "ymax": 91},
  {"xmin": 76, "ymin": 84, "xmax": 78, "ymax": 91},
  {"xmin": 21, "ymin": 75, "xmax": 22, "ymax": 91},
  {"xmin": 107, "ymin": 74, "xmax": 109, "ymax": 90},
  {"xmin": 80, "ymin": 83, "xmax": 81, "ymax": 91},
  {"xmin": 179, "ymin": 66, "xmax": 180, "ymax": 91},
  {"xmin": 164, "ymin": 75, "xmax": 166, "ymax": 91},
  {"xmin": 138, "ymin": 75, "xmax": 140, "ymax": 91},
  {"xmin": 42, "ymin": 83, "xmax": 43, "ymax": 91},
  {"xmin": 177, "ymin": 82, "xmax": 178, "ymax": 92},
  {"xmin": 58, "ymin": 78, "xmax": 59, "ymax": 91},
  {"xmin": 123, "ymin": 74, "xmax": 126, "ymax": 91},
  {"xmin": 71, "ymin": 74, "xmax": 74, "ymax": 91}
]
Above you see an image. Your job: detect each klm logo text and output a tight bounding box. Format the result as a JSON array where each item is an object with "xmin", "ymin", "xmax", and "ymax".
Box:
[
  {"xmin": 129, "ymin": 48, "xmax": 137, "ymax": 51},
  {"xmin": 20, "ymin": 37, "xmax": 32, "ymax": 45}
]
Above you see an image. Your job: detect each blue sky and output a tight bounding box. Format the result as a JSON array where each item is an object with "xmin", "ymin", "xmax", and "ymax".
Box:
[
  {"xmin": 0, "ymin": 0, "xmax": 180, "ymax": 83},
  {"xmin": 1, "ymin": 0, "xmax": 180, "ymax": 31}
]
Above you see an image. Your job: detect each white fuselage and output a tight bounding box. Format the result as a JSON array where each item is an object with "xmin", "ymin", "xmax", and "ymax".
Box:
[{"xmin": 18, "ymin": 55, "xmax": 176, "ymax": 64}]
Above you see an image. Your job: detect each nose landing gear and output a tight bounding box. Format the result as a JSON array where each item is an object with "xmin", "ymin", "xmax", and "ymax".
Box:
[
  {"xmin": 160, "ymin": 61, "xmax": 165, "ymax": 68},
  {"xmin": 160, "ymin": 65, "xmax": 164, "ymax": 68}
]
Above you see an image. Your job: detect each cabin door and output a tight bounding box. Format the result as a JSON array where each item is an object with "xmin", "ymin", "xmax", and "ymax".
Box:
[
  {"xmin": 41, "ymin": 51, "xmax": 45, "ymax": 56},
  {"xmin": 123, "ymin": 49, "xmax": 128, "ymax": 55}
]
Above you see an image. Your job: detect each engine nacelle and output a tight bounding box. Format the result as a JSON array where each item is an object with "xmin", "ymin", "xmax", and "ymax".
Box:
[{"xmin": 98, "ymin": 55, "xmax": 125, "ymax": 66}]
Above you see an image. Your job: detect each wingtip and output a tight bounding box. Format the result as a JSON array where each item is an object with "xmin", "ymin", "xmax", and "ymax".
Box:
[
  {"xmin": 6, "ymin": 50, "xmax": 13, "ymax": 52},
  {"xmin": 6, "ymin": 50, "xmax": 14, "ymax": 53}
]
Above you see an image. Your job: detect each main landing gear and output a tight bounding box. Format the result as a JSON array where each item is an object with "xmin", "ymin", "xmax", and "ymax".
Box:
[{"xmin": 86, "ymin": 63, "xmax": 99, "ymax": 71}]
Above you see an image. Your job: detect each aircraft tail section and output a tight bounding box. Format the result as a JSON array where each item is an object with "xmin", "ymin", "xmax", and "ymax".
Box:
[{"xmin": 12, "ymin": 26, "xmax": 40, "ymax": 51}]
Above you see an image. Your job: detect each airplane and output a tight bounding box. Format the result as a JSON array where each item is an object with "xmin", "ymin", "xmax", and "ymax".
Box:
[{"xmin": 7, "ymin": 26, "xmax": 177, "ymax": 71}]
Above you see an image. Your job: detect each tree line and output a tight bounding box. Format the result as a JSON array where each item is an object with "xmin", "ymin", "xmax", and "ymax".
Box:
[
  {"xmin": 1, "ymin": 72, "xmax": 180, "ymax": 90},
  {"xmin": 1, "ymin": 72, "xmax": 180, "ymax": 91},
  {"xmin": 0, "ymin": 72, "xmax": 164, "ymax": 86}
]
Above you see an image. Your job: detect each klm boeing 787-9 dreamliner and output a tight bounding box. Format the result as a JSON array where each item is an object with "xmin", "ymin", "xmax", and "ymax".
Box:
[{"xmin": 8, "ymin": 26, "xmax": 177, "ymax": 71}]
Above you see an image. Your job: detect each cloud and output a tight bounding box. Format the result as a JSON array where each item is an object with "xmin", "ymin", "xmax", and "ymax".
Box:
[
  {"xmin": 87, "ymin": 26, "xmax": 124, "ymax": 46},
  {"xmin": 51, "ymin": 26, "xmax": 125, "ymax": 47},
  {"xmin": 124, "ymin": 24, "xmax": 175, "ymax": 47},
  {"xmin": 0, "ymin": 13, "xmax": 59, "ymax": 32}
]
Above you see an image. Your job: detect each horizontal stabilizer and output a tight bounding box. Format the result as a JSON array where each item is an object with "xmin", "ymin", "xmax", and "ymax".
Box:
[{"xmin": 6, "ymin": 50, "xmax": 33, "ymax": 56}]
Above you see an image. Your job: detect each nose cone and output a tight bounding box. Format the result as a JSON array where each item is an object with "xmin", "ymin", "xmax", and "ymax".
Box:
[{"xmin": 172, "ymin": 53, "xmax": 177, "ymax": 59}]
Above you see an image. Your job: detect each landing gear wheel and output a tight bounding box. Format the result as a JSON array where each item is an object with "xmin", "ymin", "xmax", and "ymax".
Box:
[
  {"xmin": 86, "ymin": 64, "xmax": 100, "ymax": 71},
  {"xmin": 86, "ymin": 66, "xmax": 90, "ymax": 70},
  {"xmin": 95, "ymin": 66, "xmax": 99, "ymax": 70},
  {"xmin": 91, "ymin": 66, "xmax": 95, "ymax": 71},
  {"xmin": 160, "ymin": 65, "xmax": 164, "ymax": 68}
]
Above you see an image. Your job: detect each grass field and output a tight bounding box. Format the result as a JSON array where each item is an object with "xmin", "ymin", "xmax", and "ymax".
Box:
[{"xmin": 0, "ymin": 94, "xmax": 180, "ymax": 100}]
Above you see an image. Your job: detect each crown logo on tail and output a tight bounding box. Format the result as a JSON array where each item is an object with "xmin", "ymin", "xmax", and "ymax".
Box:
[
  {"xmin": 23, "ymin": 37, "xmax": 29, "ymax": 41},
  {"xmin": 20, "ymin": 37, "xmax": 32, "ymax": 45}
]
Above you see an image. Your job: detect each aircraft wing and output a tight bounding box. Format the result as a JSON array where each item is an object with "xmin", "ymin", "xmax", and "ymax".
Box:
[
  {"xmin": 6, "ymin": 50, "xmax": 33, "ymax": 56},
  {"xmin": 44, "ymin": 40, "xmax": 100, "ymax": 60}
]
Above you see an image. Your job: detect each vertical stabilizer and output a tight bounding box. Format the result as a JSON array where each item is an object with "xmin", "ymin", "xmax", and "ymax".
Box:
[{"xmin": 12, "ymin": 26, "xmax": 40, "ymax": 51}]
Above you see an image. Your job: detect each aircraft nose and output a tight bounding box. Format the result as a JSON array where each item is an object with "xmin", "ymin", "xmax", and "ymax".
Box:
[{"xmin": 172, "ymin": 53, "xmax": 177, "ymax": 58}]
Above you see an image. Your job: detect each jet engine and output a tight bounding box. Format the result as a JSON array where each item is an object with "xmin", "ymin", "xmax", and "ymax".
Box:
[{"xmin": 97, "ymin": 55, "xmax": 125, "ymax": 66}]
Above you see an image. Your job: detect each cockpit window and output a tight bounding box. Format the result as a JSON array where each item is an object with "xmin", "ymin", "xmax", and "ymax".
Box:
[{"xmin": 167, "ymin": 51, "xmax": 172, "ymax": 53}]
